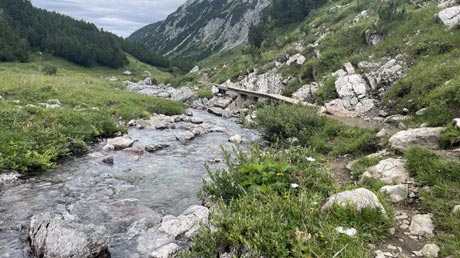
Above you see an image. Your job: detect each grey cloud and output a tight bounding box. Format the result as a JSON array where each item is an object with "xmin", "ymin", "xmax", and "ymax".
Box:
[{"xmin": 32, "ymin": 0, "xmax": 185, "ymax": 37}]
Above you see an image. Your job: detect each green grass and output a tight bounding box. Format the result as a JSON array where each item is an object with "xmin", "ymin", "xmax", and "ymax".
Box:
[
  {"xmin": 184, "ymin": 146, "xmax": 392, "ymax": 257},
  {"xmin": 0, "ymin": 55, "xmax": 185, "ymax": 172},
  {"xmin": 405, "ymin": 147, "xmax": 460, "ymax": 256},
  {"xmin": 256, "ymin": 104, "xmax": 378, "ymax": 156}
]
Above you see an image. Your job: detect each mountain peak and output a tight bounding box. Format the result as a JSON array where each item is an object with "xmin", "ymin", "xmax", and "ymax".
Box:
[{"xmin": 128, "ymin": 0, "xmax": 270, "ymax": 60}]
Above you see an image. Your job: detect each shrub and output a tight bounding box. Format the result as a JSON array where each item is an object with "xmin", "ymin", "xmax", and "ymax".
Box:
[
  {"xmin": 187, "ymin": 146, "xmax": 391, "ymax": 257},
  {"xmin": 256, "ymin": 104, "xmax": 377, "ymax": 155},
  {"xmin": 42, "ymin": 64, "xmax": 58, "ymax": 75}
]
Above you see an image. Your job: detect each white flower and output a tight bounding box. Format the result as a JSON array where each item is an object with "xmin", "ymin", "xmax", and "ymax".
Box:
[
  {"xmin": 290, "ymin": 183, "xmax": 299, "ymax": 189},
  {"xmin": 306, "ymin": 157, "xmax": 316, "ymax": 162}
]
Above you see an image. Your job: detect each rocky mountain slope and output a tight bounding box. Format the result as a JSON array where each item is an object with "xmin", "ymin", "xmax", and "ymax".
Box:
[{"xmin": 128, "ymin": 0, "xmax": 270, "ymax": 60}]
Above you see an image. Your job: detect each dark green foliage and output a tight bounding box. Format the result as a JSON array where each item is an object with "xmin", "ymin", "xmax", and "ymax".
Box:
[
  {"xmin": 378, "ymin": 0, "xmax": 407, "ymax": 22},
  {"xmin": 41, "ymin": 64, "xmax": 57, "ymax": 75},
  {"xmin": 313, "ymin": 76, "xmax": 338, "ymax": 105},
  {"xmin": 186, "ymin": 146, "xmax": 391, "ymax": 257},
  {"xmin": 270, "ymin": 0, "xmax": 323, "ymax": 26},
  {"xmin": 256, "ymin": 104, "xmax": 378, "ymax": 155},
  {"xmin": 440, "ymin": 126, "xmax": 460, "ymax": 149},
  {"xmin": 248, "ymin": 23, "xmax": 269, "ymax": 48},
  {"xmin": 0, "ymin": 13, "xmax": 29, "ymax": 62},
  {"xmin": 0, "ymin": 0, "xmax": 171, "ymax": 69}
]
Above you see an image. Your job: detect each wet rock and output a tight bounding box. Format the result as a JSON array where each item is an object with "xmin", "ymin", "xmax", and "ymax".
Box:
[
  {"xmin": 29, "ymin": 213, "xmax": 110, "ymax": 258},
  {"xmin": 185, "ymin": 110, "xmax": 194, "ymax": 116},
  {"xmin": 155, "ymin": 122, "xmax": 169, "ymax": 130},
  {"xmin": 145, "ymin": 144, "xmax": 170, "ymax": 153},
  {"xmin": 128, "ymin": 120, "xmax": 137, "ymax": 126},
  {"xmin": 102, "ymin": 156, "xmax": 114, "ymax": 165},
  {"xmin": 190, "ymin": 117, "xmax": 203, "ymax": 124},
  {"xmin": 379, "ymin": 184, "xmax": 408, "ymax": 203},
  {"xmin": 364, "ymin": 158, "xmax": 409, "ymax": 184},
  {"xmin": 107, "ymin": 137, "xmax": 135, "ymax": 150},
  {"xmin": 0, "ymin": 172, "xmax": 20, "ymax": 187},
  {"xmin": 137, "ymin": 206, "xmax": 209, "ymax": 257},
  {"xmin": 321, "ymin": 188, "xmax": 386, "ymax": 214},
  {"xmin": 102, "ymin": 144, "xmax": 115, "ymax": 152},
  {"xmin": 171, "ymin": 87, "xmax": 194, "ymax": 102},
  {"xmin": 208, "ymin": 107, "xmax": 227, "ymax": 117},
  {"xmin": 160, "ymin": 205, "xmax": 209, "ymax": 240},
  {"xmin": 176, "ymin": 131, "xmax": 196, "ymax": 142},
  {"xmin": 414, "ymin": 244, "xmax": 440, "ymax": 257},
  {"xmin": 335, "ymin": 226, "xmax": 357, "ymax": 237},
  {"xmin": 389, "ymin": 127, "xmax": 445, "ymax": 151},
  {"xmin": 212, "ymin": 97, "xmax": 233, "ymax": 109},
  {"xmin": 437, "ymin": 6, "xmax": 460, "ymax": 28},
  {"xmin": 123, "ymin": 146, "xmax": 145, "ymax": 155},
  {"xmin": 229, "ymin": 134, "xmax": 242, "ymax": 144},
  {"xmin": 409, "ymin": 214, "xmax": 435, "ymax": 236}
]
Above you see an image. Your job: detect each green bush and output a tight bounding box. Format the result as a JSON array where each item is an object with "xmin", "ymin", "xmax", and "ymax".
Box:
[
  {"xmin": 313, "ymin": 76, "xmax": 338, "ymax": 105},
  {"xmin": 187, "ymin": 146, "xmax": 391, "ymax": 257},
  {"xmin": 256, "ymin": 104, "xmax": 378, "ymax": 155},
  {"xmin": 42, "ymin": 64, "xmax": 58, "ymax": 75},
  {"xmin": 195, "ymin": 88, "xmax": 213, "ymax": 99}
]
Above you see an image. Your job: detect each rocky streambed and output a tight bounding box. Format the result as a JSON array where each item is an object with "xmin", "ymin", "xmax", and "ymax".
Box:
[{"xmin": 0, "ymin": 109, "xmax": 261, "ymax": 258}]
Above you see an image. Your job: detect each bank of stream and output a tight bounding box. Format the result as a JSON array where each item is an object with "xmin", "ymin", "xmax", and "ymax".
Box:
[{"xmin": 0, "ymin": 109, "xmax": 261, "ymax": 258}]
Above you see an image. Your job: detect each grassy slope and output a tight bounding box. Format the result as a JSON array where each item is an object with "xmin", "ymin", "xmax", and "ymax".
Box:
[
  {"xmin": 185, "ymin": 0, "xmax": 460, "ymax": 257},
  {"xmin": 0, "ymin": 55, "xmax": 185, "ymax": 172}
]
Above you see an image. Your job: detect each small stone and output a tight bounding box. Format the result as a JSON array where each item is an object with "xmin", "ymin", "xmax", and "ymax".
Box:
[
  {"xmin": 453, "ymin": 118, "xmax": 460, "ymax": 128},
  {"xmin": 409, "ymin": 214, "xmax": 435, "ymax": 236},
  {"xmin": 229, "ymin": 134, "xmax": 242, "ymax": 144},
  {"xmin": 376, "ymin": 129, "xmax": 388, "ymax": 138},
  {"xmin": 136, "ymin": 124, "xmax": 145, "ymax": 130},
  {"xmin": 414, "ymin": 244, "xmax": 440, "ymax": 258},
  {"xmin": 388, "ymin": 228, "xmax": 396, "ymax": 235},
  {"xmin": 379, "ymin": 184, "xmax": 409, "ymax": 203},
  {"xmin": 155, "ymin": 123, "xmax": 169, "ymax": 130},
  {"xmin": 185, "ymin": 110, "xmax": 194, "ymax": 117},
  {"xmin": 102, "ymin": 156, "xmax": 114, "ymax": 165},
  {"xmin": 402, "ymin": 108, "xmax": 409, "ymax": 114},
  {"xmin": 190, "ymin": 117, "xmax": 203, "ymax": 124},
  {"xmin": 335, "ymin": 226, "xmax": 357, "ymax": 237},
  {"xmin": 400, "ymin": 224, "xmax": 409, "ymax": 230},
  {"xmin": 145, "ymin": 144, "xmax": 170, "ymax": 153},
  {"xmin": 387, "ymin": 244, "xmax": 397, "ymax": 250},
  {"xmin": 452, "ymin": 205, "xmax": 460, "ymax": 213},
  {"xmin": 103, "ymin": 144, "xmax": 115, "ymax": 152},
  {"xmin": 127, "ymin": 120, "xmax": 136, "ymax": 126}
]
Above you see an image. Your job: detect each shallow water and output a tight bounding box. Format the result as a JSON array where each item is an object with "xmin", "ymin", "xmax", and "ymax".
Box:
[{"xmin": 0, "ymin": 110, "xmax": 261, "ymax": 258}]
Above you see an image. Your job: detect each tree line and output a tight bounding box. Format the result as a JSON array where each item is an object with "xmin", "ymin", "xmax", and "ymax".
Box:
[{"xmin": 0, "ymin": 0, "xmax": 173, "ymax": 69}]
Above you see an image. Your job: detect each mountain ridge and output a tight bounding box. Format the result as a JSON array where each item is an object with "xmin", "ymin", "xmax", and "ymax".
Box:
[{"xmin": 129, "ymin": 0, "xmax": 270, "ymax": 60}]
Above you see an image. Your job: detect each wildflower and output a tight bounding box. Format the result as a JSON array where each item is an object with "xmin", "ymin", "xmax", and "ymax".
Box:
[
  {"xmin": 276, "ymin": 173, "xmax": 284, "ymax": 177},
  {"xmin": 283, "ymin": 194, "xmax": 289, "ymax": 199},
  {"xmin": 290, "ymin": 183, "xmax": 299, "ymax": 189},
  {"xmin": 306, "ymin": 156, "xmax": 316, "ymax": 162}
]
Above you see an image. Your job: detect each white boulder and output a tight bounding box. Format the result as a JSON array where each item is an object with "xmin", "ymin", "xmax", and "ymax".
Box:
[
  {"xmin": 389, "ymin": 127, "xmax": 445, "ymax": 151},
  {"xmin": 409, "ymin": 214, "xmax": 435, "ymax": 236},
  {"xmin": 437, "ymin": 6, "xmax": 460, "ymax": 28},
  {"xmin": 321, "ymin": 188, "xmax": 386, "ymax": 214}
]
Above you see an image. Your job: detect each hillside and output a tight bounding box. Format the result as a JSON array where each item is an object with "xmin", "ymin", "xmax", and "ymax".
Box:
[
  {"xmin": 0, "ymin": 0, "xmax": 170, "ymax": 69},
  {"xmin": 129, "ymin": 0, "xmax": 270, "ymax": 60}
]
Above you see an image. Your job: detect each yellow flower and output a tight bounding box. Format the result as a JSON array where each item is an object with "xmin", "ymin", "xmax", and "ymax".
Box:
[
  {"xmin": 276, "ymin": 173, "xmax": 284, "ymax": 177},
  {"xmin": 283, "ymin": 194, "xmax": 289, "ymax": 199}
]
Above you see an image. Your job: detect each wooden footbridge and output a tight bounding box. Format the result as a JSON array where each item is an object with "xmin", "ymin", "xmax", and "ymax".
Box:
[{"xmin": 216, "ymin": 85, "xmax": 315, "ymax": 106}]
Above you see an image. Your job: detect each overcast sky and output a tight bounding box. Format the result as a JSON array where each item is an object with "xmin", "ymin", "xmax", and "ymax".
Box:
[{"xmin": 32, "ymin": 0, "xmax": 186, "ymax": 38}]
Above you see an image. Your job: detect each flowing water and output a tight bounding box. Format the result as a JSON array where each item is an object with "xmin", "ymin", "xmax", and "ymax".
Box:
[{"xmin": 0, "ymin": 110, "xmax": 261, "ymax": 258}]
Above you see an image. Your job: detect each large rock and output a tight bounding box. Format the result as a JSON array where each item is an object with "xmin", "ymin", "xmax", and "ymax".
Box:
[
  {"xmin": 0, "ymin": 172, "xmax": 20, "ymax": 187},
  {"xmin": 364, "ymin": 158, "xmax": 409, "ymax": 184},
  {"xmin": 292, "ymin": 82, "xmax": 322, "ymax": 103},
  {"xmin": 335, "ymin": 74, "xmax": 368, "ymax": 98},
  {"xmin": 221, "ymin": 68, "xmax": 284, "ymax": 95},
  {"xmin": 208, "ymin": 107, "xmax": 227, "ymax": 117},
  {"xmin": 137, "ymin": 206, "xmax": 209, "ymax": 257},
  {"xmin": 29, "ymin": 213, "xmax": 110, "ymax": 258},
  {"xmin": 171, "ymin": 87, "xmax": 194, "ymax": 102},
  {"xmin": 409, "ymin": 214, "xmax": 435, "ymax": 236},
  {"xmin": 379, "ymin": 184, "xmax": 409, "ymax": 203},
  {"xmin": 414, "ymin": 244, "xmax": 440, "ymax": 258},
  {"xmin": 437, "ymin": 6, "xmax": 460, "ymax": 28},
  {"xmin": 389, "ymin": 127, "xmax": 445, "ymax": 151},
  {"xmin": 176, "ymin": 131, "xmax": 196, "ymax": 142},
  {"xmin": 107, "ymin": 136, "xmax": 135, "ymax": 150},
  {"xmin": 286, "ymin": 53, "xmax": 306, "ymax": 65},
  {"xmin": 321, "ymin": 188, "xmax": 386, "ymax": 214}
]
